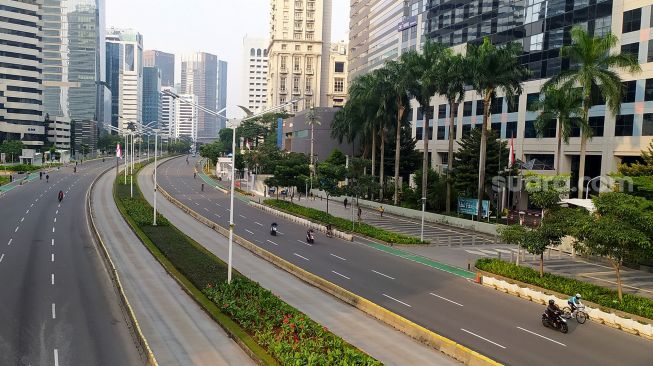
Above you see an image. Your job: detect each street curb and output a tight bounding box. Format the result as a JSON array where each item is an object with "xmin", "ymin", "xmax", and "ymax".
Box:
[
  {"xmin": 156, "ymin": 175, "xmax": 502, "ymax": 366},
  {"xmin": 87, "ymin": 164, "xmax": 158, "ymax": 365}
]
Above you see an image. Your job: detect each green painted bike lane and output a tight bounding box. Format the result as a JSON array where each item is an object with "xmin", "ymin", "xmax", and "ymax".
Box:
[
  {"xmin": 197, "ymin": 171, "xmax": 251, "ymax": 203},
  {"xmin": 0, "ymin": 173, "xmax": 39, "ymax": 193}
]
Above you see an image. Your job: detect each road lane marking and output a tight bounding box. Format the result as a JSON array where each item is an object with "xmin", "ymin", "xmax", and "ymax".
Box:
[
  {"xmin": 51, "ymin": 253, "xmax": 55, "ymax": 262},
  {"xmin": 52, "ymin": 227, "xmax": 55, "ymax": 233},
  {"xmin": 245, "ymin": 229, "xmax": 255, "ymax": 235},
  {"xmin": 51, "ymin": 239, "xmax": 54, "ymax": 246},
  {"xmin": 239, "ymin": 214, "xmax": 247, "ymax": 219},
  {"xmin": 460, "ymin": 328, "xmax": 506, "ymax": 349},
  {"xmin": 277, "ymin": 231, "xmax": 284, "ymax": 235},
  {"xmin": 331, "ymin": 270, "xmax": 350, "ymax": 280},
  {"xmin": 214, "ymin": 213, "xmax": 222, "ymax": 218},
  {"xmin": 53, "ymin": 218, "xmax": 56, "ymax": 223},
  {"xmin": 203, "ymin": 208, "xmax": 209, "ymax": 212},
  {"xmin": 52, "ymin": 303, "xmax": 56, "ymax": 319},
  {"xmin": 7, "ymin": 239, "xmax": 12, "ymax": 246},
  {"xmin": 255, "ymin": 222, "xmax": 263, "ymax": 226},
  {"xmin": 293, "ymin": 253, "xmax": 309, "ymax": 261},
  {"xmin": 330, "ymin": 253, "xmax": 347, "ymax": 261},
  {"xmin": 429, "ymin": 292, "xmax": 464, "ymax": 307},
  {"xmin": 194, "ymin": 202, "xmax": 199, "ymax": 206},
  {"xmin": 55, "ymin": 210, "xmax": 58, "ymax": 215},
  {"xmin": 516, "ymin": 327, "xmax": 567, "ymax": 347},
  {"xmin": 372, "ymin": 270, "xmax": 395, "ymax": 280},
  {"xmin": 25, "ymin": 210, "xmax": 29, "ymax": 214},
  {"xmin": 382, "ymin": 293, "xmax": 411, "ymax": 307},
  {"xmin": 54, "ymin": 349, "xmax": 59, "ymax": 366},
  {"xmin": 0, "ymin": 254, "xmax": 4, "ymax": 263},
  {"xmin": 267, "ymin": 240, "xmax": 279, "ymax": 246},
  {"xmin": 21, "ymin": 217, "xmax": 24, "ymax": 222},
  {"xmin": 15, "ymin": 227, "xmax": 19, "ymax": 233},
  {"xmin": 297, "ymin": 239, "xmax": 312, "ymax": 247},
  {"xmin": 51, "ymin": 274, "xmax": 54, "ymax": 285},
  {"xmin": 30, "ymin": 204, "xmax": 34, "ymax": 207}
]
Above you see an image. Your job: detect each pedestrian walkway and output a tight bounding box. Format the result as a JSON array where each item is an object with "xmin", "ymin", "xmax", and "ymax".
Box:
[{"xmin": 0, "ymin": 172, "xmax": 39, "ymax": 193}]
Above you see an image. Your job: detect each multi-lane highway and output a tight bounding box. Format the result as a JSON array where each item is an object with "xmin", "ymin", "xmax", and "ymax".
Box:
[
  {"xmin": 0, "ymin": 160, "xmax": 142, "ymax": 365},
  {"xmin": 158, "ymin": 156, "xmax": 653, "ymax": 366}
]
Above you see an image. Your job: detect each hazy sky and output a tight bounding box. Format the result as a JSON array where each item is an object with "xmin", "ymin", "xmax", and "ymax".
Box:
[{"xmin": 106, "ymin": 0, "xmax": 350, "ymax": 116}]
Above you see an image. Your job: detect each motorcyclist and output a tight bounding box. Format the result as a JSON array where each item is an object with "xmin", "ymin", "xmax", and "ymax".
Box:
[
  {"xmin": 270, "ymin": 222, "xmax": 278, "ymax": 235},
  {"xmin": 58, "ymin": 190, "xmax": 64, "ymax": 202},
  {"xmin": 326, "ymin": 224, "xmax": 333, "ymax": 237},
  {"xmin": 568, "ymin": 293, "xmax": 582, "ymax": 313},
  {"xmin": 546, "ymin": 299, "xmax": 561, "ymax": 324}
]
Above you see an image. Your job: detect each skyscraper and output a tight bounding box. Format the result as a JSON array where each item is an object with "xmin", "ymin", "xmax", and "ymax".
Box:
[
  {"xmin": 142, "ymin": 67, "xmax": 161, "ymax": 127},
  {"xmin": 267, "ymin": 0, "xmax": 332, "ymax": 111},
  {"xmin": 0, "ymin": 0, "xmax": 45, "ymax": 147},
  {"xmin": 42, "ymin": 0, "xmax": 106, "ymax": 150},
  {"xmin": 106, "ymin": 28, "xmax": 143, "ymax": 134},
  {"xmin": 242, "ymin": 36, "xmax": 269, "ymax": 114},
  {"xmin": 327, "ymin": 41, "xmax": 348, "ymax": 107},
  {"xmin": 217, "ymin": 60, "xmax": 228, "ymax": 130},
  {"xmin": 180, "ymin": 52, "xmax": 218, "ymax": 139},
  {"xmin": 143, "ymin": 50, "xmax": 175, "ymax": 87},
  {"xmin": 161, "ymin": 86, "xmax": 177, "ymax": 137},
  {"xmin": 174, "ymin": 94, "xmax": 198, "ymax": 141}
]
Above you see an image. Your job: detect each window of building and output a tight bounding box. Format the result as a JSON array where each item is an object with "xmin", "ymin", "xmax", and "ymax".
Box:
[
  {"xmin": 524, "ymin": 0, "xmax": 546, "ymax": 24},
  {"xmin": 437, "ymin": 126, "xmax": 446, "ymax": 140},
  {"xmin": 643, "ymin": 113, "xmax": 653, "ymax": 136},
  {"xmin": 334, "ymin": 62, "xmax": 344, "ymax": 73},
  {"xmin": 417, "ymin": 107, "xmax": 424, "ymax": 120},
  {"xmin": 305, "ymin": 77, "xmax": 312, "ymax": 92},
  {"xmin": 292, "ymin": 103, "xmax": 299, "ymax": 112},
  {"xmin": 280, "ymin": 56, "xmax": 287, "ymax": 70},
  {"xmin": 648, "ymin": 40, "xmax": 653, "ymax": 63},
  {"xmin": 334, "ymin": 78, "xmax": 344, "ymax": 92},
  {"xmin": 505, "ymin": 121, "xmax": 518, "ymax": 138},
  {"xmin": 621, "ymin": 43, "xmax": 639, "ymax": 60},
  {"xmin": 438, "ymin": 105, "xmax": 447, "ymax": 119},
  {"xmin": 416, "ymin": 122, "xmax": 423, "ymax": 140},
  {"xmin": 294, "ymin": 56, "xmax": 300, "ymax": 71},
  {"xmin": 307, "ymin": 11, "xmax": 314, "ymax": 19},
  {"xmin": 524, "ymin": 120, "xmax": 538, "ymax": 138},
  {"xmin": 283, "ymin": 32, "xmax": 288, "ymax": 39},
  {"xmin": 525, "ymin": 154, "xmax": 555, "ymax": 170},
  {"xmin": 280, "ymin": 76, "xmax": 286, "ymax": 91},
  {"xmin": 463, "ymin": 101, "xmax": 473, "ymax": 116},
  {"xmin": 593, "ymin": 16, "xmax": 612, "ymax": 37},
  {"xmin": 530, "ymin": 33, "xmax": 544, "ymax": 51},
  {"xmin": 526, "ymin": 93, "xmax": 540, "ymax": 110},
  {"xmin": 250, "ymin": 48, "xmax": 255, "ymax": 56},
  {"xmin": 475, "ymin": 100, "xmax": 484, "ymax": 116},
  {"xmin": 588, "ymin": 116, "xmax": 604, "ymax": 137},
  {"xmin": 305, "ymin": 32, "xmax": 314, "ymax": 40},
  {"xmin": 645, "ymin": 79, "xmax": 653, "ymax": 101},
  {"xmin": 295, "ymin": 45, "xmax": 300, "ymax": 51},
  {"xmin": 462, "ymin": 124, "xmax": 473, "ymax": 138},
  {"xmin": 491, "ymin": 97, "xmax": 503, "ymax": 114},
  {"xmin": 293, "ymin": 76, "xmax": 300, "ymax": 92},
  {"xmin": 622, "ymin": 81, "xmax": 637, "ymax": 103},
  {"xmin": 306, "ymin": 57, "xmax": 313, "ymax": 71},
  {"xmin": 281, "ymin": 44, "xmax": 287, "ymax": 50},
  {"xmin": 491, "ymin": 122, "xmax": 501, "ymax": 136},
  {"xmin": 294, "ymin": 33, "xmax": 302, "ymax": 40},
  {"xmin": 307, "ymin": 45, "xmax": 313, "ymax": 51},
  {"xmin": 615, "ymin": 114, "xmax": 634, "ymax": 136},
  {"xmin": 507, "ymin": 96, "xmax": 519, "ymax": 113},
  {"xmin": 623, "ymin": 8, "xmax": 642, "ymax": 33}
]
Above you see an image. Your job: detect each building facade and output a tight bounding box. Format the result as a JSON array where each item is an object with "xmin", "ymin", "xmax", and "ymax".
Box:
[
  {"xmin": 106, "ymin": 28, "xmax": 143, "ymax": 134},
  {"xmin": 282, "ymin": 107, "xmax": 352, "ymax": 158},
  {"xmin": 143, "ymin": 50, "xmax": 174, "ymax": 87},
  {"xmin": 174, "ymin": 93, "xmax": 198, "ymax": 141},
  {"xmin": 73, "ymin": 119, "xmax": 98, "ymax": 157},
  {"xmin": 217, "ymin": 59, "xmax": 228, "ymax": 130},
  {"xmin": 0, "ymin": 0, "xmax": 46, "ymax": 147},
  {"xmin": 142, "ymin": 66, "xmax": 161, "ymax": 127},
  {"xmin": 327, "ymin": 41, "xmax": 348, "ymax": 107},
  {"xmin": 409, "ymin": 0, "xmax": 653, "ymax": 196},
  {"xmin": 160, "ymin": 86, "xmax": 177, "ymax": 137},
  {"xmin": 267, "ymin": 0, "xmax": 332, "ymax": 111},
  {"xmin": 242, "ymin": 36, "xmax": 269, "ymax": 113},
  {"xmin": 180, "ymin": 52, "xmax": 218, "ymax": 139}
]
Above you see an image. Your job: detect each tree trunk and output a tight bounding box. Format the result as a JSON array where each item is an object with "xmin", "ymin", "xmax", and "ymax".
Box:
[
  {"xmin": 540, "ymin": 252, "xmax": 544, "ymax": 278},
  {"xmin": 371, "ymin": 125, "xmax": 376, "ymax": 177},
  {"xmin": 577, "ymin": 100, "xmax": 590, "ymax": 198},
  {"xmin": 555, "ymin": 119, "xmax": 562, "ymax": 175},
  {"xmin": 614, "ymin": 261, "xmax": 623, "ymax": 302},
  {"xmin": 446, "ymin": 101, "xmax": 457, "ymax": 213},
  {"xmin": 326, "ymin": 194, "xmax": 329, "ymax": 214},
  {"xmin": 476, "ymin": 91, "xmax": 492, "ymax": 220},
  {"xmin": 394, "ymin": 101, "xmax": 405, "ymax": 205},
  {"xmin": 379, "ymin": 124, "xmax": 385, "ymax": 201},
  {"xmin": 421, "ymin": 105, "xmax": 431, "ymax": 205}
]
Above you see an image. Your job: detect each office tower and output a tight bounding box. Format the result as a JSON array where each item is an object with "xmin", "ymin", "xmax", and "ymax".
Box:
[
  {"xmin": 242, "ymin": 36, "xmax": 269, "ymax": 113},
  {"xmin": 180, "ymin": 52, "xmax": 218, "ymax": 139},
  {"xmin": 327, "ymin": 41, "xmax": 348, "ymax": 107},
  {"xmin": 174, "ymin": 94, "xmax": 198, "ymax": 141},
  {"xmin": 143, "ymin": 50, "xmax": 175, "ymax": 87},
  {"xmin": 267, "ymin": 0, "xmax": 332, "ymax": 111},
  {"xmin": 106, "ymin": 28, "xmax": 143, "ymax": 134},
  {"xmin": 217, "ymin": 60, "xmax": 228, "ymax": 130},
  {"xmin": 161, "ymin": 87, "xmax": 177, "ymax": 137},
  {"xmin": 142, "ymin": 67, "xmax": 162, "ymax": 128},
  {"xmin": 0, "ymin": 0, "xmax": 45, "ymax": 147}
]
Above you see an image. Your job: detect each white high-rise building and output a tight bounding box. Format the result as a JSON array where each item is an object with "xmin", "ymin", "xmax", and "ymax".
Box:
[
  {"xmin": 106, "ymin": 28, "xmax": 143, "ymax": 134},
  {"xmin": 267, "ymin": 0, "xmax": 332, "ymax": 111},
  {"xmin": 174, "ymin": 94, "xmax": 198, "ymax": 141},
  {"xmin": 160, "ymin": 87, "xmax": 177, "ymax": 137},
  {"xmin": 242, "ymin": 36, "xmax": 268, "ymax": 113}
]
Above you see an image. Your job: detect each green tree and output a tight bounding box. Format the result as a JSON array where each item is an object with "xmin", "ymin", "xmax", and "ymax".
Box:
[
  {"xmin": 468, "ymin": 38, "xmax": 529, "ymax": 219},
  {"xmin": 529, "ymin": 86, "xmax": 583, "ymax": 174},
  {"xmin": 618, "ymin": 141, "xmax": 653, "ymax": 176},
  {"xmin": 546, "ymin": 27, "xmax": 641, "ymax": 197},
  {"xmin": 0, "ymin": 140, "xmax": 24, "ymax": 162},
  {"xmin": 316, "ymin": 150, "xmax": 347, "ymax": 213},
  {"xmin": 524, "ymin": 173, "xmax": 570, "ymax": 218},
  {"xmin": 575, "ymin": 193, "xmax": 653, "ymax": 301}
]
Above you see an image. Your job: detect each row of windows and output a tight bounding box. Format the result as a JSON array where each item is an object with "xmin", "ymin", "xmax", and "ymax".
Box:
[
  {"xmin": 0, "ymin": 5, "xmax": 40, "ymax": 18},
  {"xmin": 0, "ymin": 15, "xmax": 38, "ymax": 29},
  {"xmin": 0, "ymin": 39, "xmax": 40, "ymax": 50}
]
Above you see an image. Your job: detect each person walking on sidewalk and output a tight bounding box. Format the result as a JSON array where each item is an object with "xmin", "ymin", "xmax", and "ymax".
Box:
[
  {"xmin": 357, "ymin": 205, "xmax": 362, "ymax": 223},
  {"xmin": 379, "ymin": 205, "xmax": 384, "ymax": 217},
  {"xmin": 344, "ymin": 198, "xmax": 348, "ymax": 209}
]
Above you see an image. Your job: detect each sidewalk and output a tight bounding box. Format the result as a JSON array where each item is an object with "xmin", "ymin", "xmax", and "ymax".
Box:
[{"xmin": 289, "ymin": 196, "xmax": 653, "ymax": 300}]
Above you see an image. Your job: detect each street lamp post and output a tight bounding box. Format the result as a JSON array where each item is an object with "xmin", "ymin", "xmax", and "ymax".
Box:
[
  {"xmin": 585, "ymin": 176, "xmax": 601, "ymax": 199},
  {"xmin": 420, "ymin": 197, "xmax": 426, "ymax": 242},
  {"xmin": 153, "ymin": 130, "xmax": 159, "ymax": 226}
]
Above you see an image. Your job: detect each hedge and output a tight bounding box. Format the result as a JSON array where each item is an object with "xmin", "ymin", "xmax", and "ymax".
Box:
[
  {"xmin": 264, "ymin": 199, "xmax": 426, "ymax": 244},
  {"xmin": 476, "ymin": 258, "xmax": 653, "ymax": 321},
  {"xmin": 115, "ymin": 165, "xmax": 380, "ymax": 366}
]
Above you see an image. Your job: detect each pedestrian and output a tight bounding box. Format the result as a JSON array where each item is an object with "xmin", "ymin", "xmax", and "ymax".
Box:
[
  {"xmin": 193, "ymin": 172, "xmax": 197, "ymax": 179},
  {"xmin": 357, "ymin": 206, "xmax": 362, "ymax": 223},
  {"xmin": 379, "ymin": 205, "xmax": 384, "ymax": 217},
  {"xmin": 344, "ymin": 197, "xmax": 348, "ymax": 208},
  {"xmin": 46, "ymin": 175, "xmax": 49, "ymax": 183},
  {"xmin": 39, "ymin": 171, "xmax": 43, "ymax": 180},
  {"xmin": 201, "ymin": 183, "xmax": 204, "ymax": 191}
]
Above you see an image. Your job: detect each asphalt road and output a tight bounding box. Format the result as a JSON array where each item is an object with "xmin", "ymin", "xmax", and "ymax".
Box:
[
  {"xmin": 159, "ymin": 156, "xmax": 653, "ymax": 366},
  {"xmin": 0, "ymin": 160, "xmax": 142, "ymax": 366}
]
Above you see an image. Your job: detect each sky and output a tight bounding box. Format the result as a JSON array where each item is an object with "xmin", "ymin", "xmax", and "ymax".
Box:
[{"xmin": 106, "ymin": 0, "xmax": 350, "ymax": 116}]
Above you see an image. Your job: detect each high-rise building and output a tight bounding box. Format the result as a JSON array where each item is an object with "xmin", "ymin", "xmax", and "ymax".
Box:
[
  {"xmin": 181, "ymin": 52, "xmax": 218, "ymax": 139},
  {"xmin": 143, "ymin": 50, "xmax": 175, "ymax": 87},
  {"xmin": 217, "ymin": 59, "xmax": 228, "ymax": 130},
  {"xmin": 267, "ymin": 0, "xmax": 332, "ymax": 111},
  {"xmin": 174, "ymin": 94, "xmax": 198, "ymax": 141},
  {"xmin": 242, "ymin": 36, "xmax": 269, "ymax": 113},
  {"xmin": 0, "ymin": 0, "xmax": 45, "ymax": 147},
  {"xmin": 142, "ymin": 67, "xmax": 161, "ymax": 127},
  {"xmin": 73, "ymin": 119, "xmax": 99, "ymax": 157},
  {"xmin": 106, "ymin": 28, "xmax": 143, "ymax": 134},
  {"xmin": 161, "ymin": 86, "xmax": 177, "ymax": 137},
  {"xmin": 327, "ymin": 41, "xmax": 348, "ymax": 107},
  {"xmin": 42, "ymin": 0, "xmax": 106, "ymax": 151}
]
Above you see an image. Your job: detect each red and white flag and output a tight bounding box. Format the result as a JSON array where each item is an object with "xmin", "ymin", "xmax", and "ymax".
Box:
[
  {"xmin": 508, "ymin": 137, "xmax": 515, "ymax": 168},
  {"xmin": 116, "ymin": 143, "xmax": 122, "ymax": 158}
]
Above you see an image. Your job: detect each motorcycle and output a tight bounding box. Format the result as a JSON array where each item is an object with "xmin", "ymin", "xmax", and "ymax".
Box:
[
  {"xmin": 270, "ymin": 223, "xmax": 278, "ymax": 236},
  {"xmin": 542, "ymin": 312, "xmax": 568, "ymax": 333},
  {"xmin": 306, "ymin": 230, "xmax": 315, "ymax": 244}
]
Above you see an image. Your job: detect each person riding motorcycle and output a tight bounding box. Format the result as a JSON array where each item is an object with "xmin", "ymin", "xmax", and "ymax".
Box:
[
  {"xmin": 545, "ymin": 299, "xmax": 561, "ymax": 324},
  {"xmin": 568, "ymin": 293, "xmax": 582, "ymax": 313},
  {"xmin": 58, "ymin": 190, "xmax": 64, "ymax": 202}
]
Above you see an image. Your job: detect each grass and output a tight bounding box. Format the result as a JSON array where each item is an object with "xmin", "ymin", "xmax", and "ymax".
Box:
[{"xmin": 0, "ymin": 176, "xmax": 8, "ymax": 186}]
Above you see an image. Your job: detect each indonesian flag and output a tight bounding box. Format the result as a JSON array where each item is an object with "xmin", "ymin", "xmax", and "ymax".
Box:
[
  {"xmin": 116, "ymin": 143, "xmax": 122, "ymax": 158},
  {"xmin": 508, "ymin": 138, "xmax": 515, "ymax": 168}
]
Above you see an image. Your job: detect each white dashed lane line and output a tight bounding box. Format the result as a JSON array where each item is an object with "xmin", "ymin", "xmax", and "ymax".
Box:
[
  {"xmin": 239, "ymin": 214, "xmax": 247, "ymax": 219},
  {"xmin": 255, "ymin": 222, "xmax": 263, "ymax": 227},
  {"xmin": 382, "ymin": 293, "xmax": 411, "ymax": 307},
  {"xmin": 7, "ymin": 239, "xmax": 12, "ymax": 246},
  {"xmin": 330, "ymin": 253, "xmax": 346, "ymax": 261},
  {"xmin": 266, "ymin": 240, "xmax": 279, "ymax": 246},
  {"xmin": 14, "ymin": 227, "xmax": 19, "ymax": 233},
  {"xmin": 331, "ymin": 270, "xmax": 350, "ymax": 280},
  {"xmin": 51, "ymin": 239, "xmax": 54, "ymax": 246},
  {"xmin": 372, "ymin": 270, "xmax": 395, "ymax": 280},
  {"xmin": 52, "ymin": 303, "xmax": 56, "ymax": 319},
  {"xmin": 51, "ymin": 274, "xmax": 54, "ymax": 285},
  {"xmin": 293, "ymin": 253, "xmax": 309, "ymax": 261},
  {"xmin": 54, "ymin": 349, "xmax": 59, "ymax": 366},
  {"xmin": 245, "ymin": 229, "xmax": 254, "ymax": 235},
  {"xmin": 51, "ymin": 253, "xmax": 55, "ymax": 262},
  {"xmin": 517, "ymin": 327, "xmax": 566, "ymax": 347},
  {"xmin": 460, "ymin": 328, "xmax": 506, "ymax": 349},
  {"xmin": 0, "ymin": 253, "xmax": 4, "ymax": 263},
  {"xmin": 429, "ymin": 293, "xmax": 464, "ymax": 307}
]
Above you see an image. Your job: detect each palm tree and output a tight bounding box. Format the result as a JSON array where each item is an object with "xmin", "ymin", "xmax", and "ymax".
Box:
[
  {"xmin": 370, "ymin": 68, "xmax": 395, "ymax": 201},
  {"xmin": 402, "ymin": 41, "xmax": 447, "ymax": 207},
  {"xmin": 468, "ymin": 38, "xmax": 529, "ymax": 219},
  {"xmin": 545, "ymin": 27, "xmax": 641, "ymax": 197},
  {"xmin": 529, "ymin": 86, "xmax": 583, "ymax": 174},
  {"xmin": 306, "ymin": 107, "xmax": 320, "ymax": 191},
  {"xmin": 431, "ymin": 51, "xmax": 468, "ymax": 212}
]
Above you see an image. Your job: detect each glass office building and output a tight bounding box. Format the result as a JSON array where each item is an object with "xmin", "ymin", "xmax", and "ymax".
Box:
[{"xmin": 142, "ymin": 66, "xmax": 161, "ymax": 128}]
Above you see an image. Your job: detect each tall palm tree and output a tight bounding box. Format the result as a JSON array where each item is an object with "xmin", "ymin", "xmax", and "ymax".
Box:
[
  {"xmin": 545, "ymin": 27, "xmax": 641, "ymax": 197},
  {"xmin": 386, "ymin": 58, "xmax": 414, "ymax": 204},
  {"xmin": 431, "ymin": 51, "xmax": 468, "ymax": 212},
  {"xmin": 370, "ymin": 68, "xmax": 395, "ymax": 201},
  {"xmin": 402, "ymin": 41, "xmax": 447, "ymax": 207},
  {"xmin": 529, "ymin": 86, "xmax": 583, "ymax": 174},
  {"xmin": 468, "ymin": 38, "xmax": 529, "ymax": 219}
]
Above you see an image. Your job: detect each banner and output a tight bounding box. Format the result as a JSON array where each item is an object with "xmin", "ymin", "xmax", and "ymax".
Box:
[
  {"xmin": 116, "ymin": 143, "xmax": 122, "ymax": 158},
  {"xmin": 277, "ymin": 117, "xmax": 283, "ymax": 149},
  {"xmin": 458, "ymin": 197, "xmax": 490, "ymax": 217}
]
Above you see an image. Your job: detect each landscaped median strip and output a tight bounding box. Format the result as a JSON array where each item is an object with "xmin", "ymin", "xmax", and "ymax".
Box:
[{"xmin": 156, "ymin": 169, "xmax": 503, "ymax": 366}]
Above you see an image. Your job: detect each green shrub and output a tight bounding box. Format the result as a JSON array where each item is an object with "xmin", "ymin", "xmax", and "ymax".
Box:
[
  {"xmin": 476, "ymin": 258, "xmax": 653, "ymax": 320},
  {"xmin": 264, "ymin": 199, "xmax": 426, "ymax": 244},
  {"xmin": 0, "ymin": 164, "xmax": 42, "ymax": 172}
]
